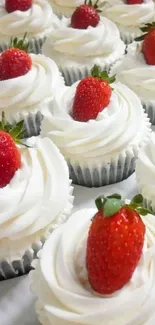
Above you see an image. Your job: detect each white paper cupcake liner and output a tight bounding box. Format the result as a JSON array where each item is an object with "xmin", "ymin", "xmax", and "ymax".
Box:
[
  {"xmin": 0, "ymin": 181, "xmax": 74, "ymax": 281},
  {"xmin": 0, "ymin": 35, "xmax": 47, "ymax": 54}
]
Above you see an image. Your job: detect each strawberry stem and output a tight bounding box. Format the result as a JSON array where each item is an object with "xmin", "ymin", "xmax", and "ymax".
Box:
[
  {"xmin": 0, "ymin": 112, "xmax": 28, "ymax": 146},
  {"xmin": 135, "ymin": 22, "xmax": 155, "ymax": 42},
  {"xmin": 9, "ymin": 33, "xmax": 30, "ymax": 53},
  {"xmin": 91, "ymin": 65, "xmax": 116, "ymax": 84},
  {"xmin": 84, "ymin": 0, "xmax": 102, "ymax": 12}
]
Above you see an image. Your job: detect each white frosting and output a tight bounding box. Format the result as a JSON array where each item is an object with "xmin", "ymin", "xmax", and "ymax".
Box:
[
  {"xmin": 0, "ymin": 0, "xmax": 60, "ymax": 41},
  {"xmin": 31, "ymin": 208, "xmax": 155, "ymax": 325},
  {"xmin": 102, "ymin": 0, "xmax": 154, "ymax": 36},
  {"xmin": 41, "ymin": 81, "xmax": 150, "ymax": 163},
  {"xmin": 49, "ymin": 0, "xmax": 92, "ymax": 17},
  {"xmin": 0, "ymin": 54, "xmax": 64, "ymax": 122},
  {"xmin": 0, "ymin": 137, "xmax": 73, "ymax": 259},
  {"xmin": 42, "ymin": 16, "xmax": 125, "ymax": 68},
  {"xmin": 136, "ymin": 133, "xmax": 155, "ymax": 210},
  {"xmin": 111, "ymin": 41, "xmax": 155, "ymax": 104}
]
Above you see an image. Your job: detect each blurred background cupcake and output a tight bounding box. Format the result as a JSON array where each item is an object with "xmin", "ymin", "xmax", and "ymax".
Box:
[
  {"xmin": 0, "ymin": 0, "xmax": 60, "ymax": 54},
  {"xmin": 0, "ymin": 132, "xmax": 73, "ymax": 280},
  {"xmin": 100, "ymin": 0, "xmax": 155, "ymax": 44},
  {"xmin": 48, "ymin": 0, "xmax": 83, "ymax": 17},
  {"xmin": 42, "ymin": 1, "xmax": 125, "ymax": 85},
  {"xmin": 0, "ymin": 42, "xmax": 65, "ymax": 137},
  {"xmin": 136, "ymin": 132, "xmax": 155, "ymax": 212},
  {"xmin": 111, "ymin": 23, "xmax": 155, "ymax": 124},
  {"xmin": 41, "ymin": 66, "xmax": 151, "ymax": 187}
]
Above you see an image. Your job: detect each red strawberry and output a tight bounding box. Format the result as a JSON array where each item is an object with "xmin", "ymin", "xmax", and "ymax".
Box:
[
  {"xmin": 72, "ymin": 65, "xmax": 115, "ymax": 122},
  {"xmin": 71, "ymin": 0, "xmax": 100, "ymax": 29},
  {"xmin": 126, "ymin": 0, "xmax": 143, "ymax": 4},
  {"xmin": 0, "ymin": 131, "xmax": 21, "ymax": 188},
  {"xmin": 142, "ymin": 28, "xmax": 155, "ymax": 65},
  {"xmin": 5, "ymin": 0, "xmax": 32, "ymax": 13},
  {"xmin": 0, "ymin": 48, "xmax": 32, "ymax": 81},
  {"xmin": 86, "ymin": 194, "xmax": 147, "ymax": 294},
  {"xmin": 135, "ymin": 22, "xmax": 155, "ymax": 65}
]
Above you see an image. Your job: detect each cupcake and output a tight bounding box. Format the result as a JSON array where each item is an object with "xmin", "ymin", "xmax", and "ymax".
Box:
[
  {"xmin": 41, "ymin": 66, "xmax": 151, "ymax": 187},
  {"xmin": 0, "ymin": 130, "xmax": 73, "ymax": 280},
  {"xmin": 136, "ymin": 132, "xmax": 155, "ymax": 212},
  {"xmin": 101, "ymin": 0, "xmax": 155, "ymax": 44},
  {"xmin": 0, "ymin": 0, "xmax": 60, "ymax": 54},
  {"xmin": 31, "ymin": 194, "xmax": 155, "ymax": 325},
  {"xmin": 48, "ymin": 0, "xmax": 83, "ymax": 17},
  {"xmin": 0, "ymin": 45, "xmax": 65, "ymax": 137},
  {"xmin": 42, "ymin": 1, "xmax": 125, "ymax": 85},
  {"xmin": 111, "ymin": 24, "xmax": 155, "ymax": 124}
]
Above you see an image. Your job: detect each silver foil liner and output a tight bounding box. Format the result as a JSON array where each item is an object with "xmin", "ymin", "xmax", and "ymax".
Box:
[
  {"xmin": 0, "ymin": 35, "xmax": 47, "ymax": 54},
  {"xmin": 67, "ymin": 149, "xmax": 137, "ymax": 188}
]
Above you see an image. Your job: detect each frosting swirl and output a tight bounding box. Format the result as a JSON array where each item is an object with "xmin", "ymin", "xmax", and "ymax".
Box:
[
  {"xmin": 41, "ymin": 82, "xmax": 150, "ymax": 162},
  {"xmin": 111, "ymin": 41, "xmax": 155, "ymax": 104},
  {"xmin": 0, "ymin": 54, "xmax": 64, "ymax": 123},
  {"xmin": 0, "ymin": 137, "xmax": 73, "ymax": 259},
  {"xmin": 136, "ymin": 133, "xmax": 155, "ymax": 210},
  {"xmin": 0, "ymin": 0, "xmax": 59, "ymax": 41},
  {"xmin": 31, "ymin": 208, "xmax": 155, "ymax": 325},
  {"xmin": 42, "ymin": 16, "xmax": 125, "ymax": 67},
  {"xmin": 102, "ymin": 0, "xmax": 154, "ymax": 32}
]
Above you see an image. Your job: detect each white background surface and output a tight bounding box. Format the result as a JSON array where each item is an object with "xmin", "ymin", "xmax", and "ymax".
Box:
[{"xmin": 0, "ymin": 174, "xmax": 138, "ymax": 325}]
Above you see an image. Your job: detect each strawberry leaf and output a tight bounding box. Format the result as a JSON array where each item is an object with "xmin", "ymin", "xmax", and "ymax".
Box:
[
  {"xmin": 95, "ymin": 196, "xmax": 106, "ymax": 211},
  {"xmin": 130, "ymin": 194, "xmax": 143, "ymax": 206},
  {"xmin": 91, "ymin": 65, "xmax": 115, "ymax": 84},
  {"xmin": 135, "ymin": 207, "xmax": 154, "ymax": 216},
  {"xmin": 9, "ymin": 33, "xmax": 30, "ymax": 53},
  {"xmin": 107, "ymin": 194, "xmax": 122, "ymax": 200},
  {"xmin": 104, "ymin": 198, "xmax": 123, "ymax": 217}
]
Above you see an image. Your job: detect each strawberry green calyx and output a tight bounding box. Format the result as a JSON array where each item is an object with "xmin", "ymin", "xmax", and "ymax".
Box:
[
  {"xmin": 84, "ymin": 0, "xmax": 101, "ymax": 12},
  {"xmin": 0, "ymin": 112, "xmax": 25, "ymax": 145},
  {"xmin": 135, "ymin": 22, "xmax": 155, "ymax": 41},
  {"xmin": 9, "ymin": 33, "xmax": 30, "ymax": 53},
  {"xmin": 95, "ymin": 193, "xmax": 154, "ymax": 218},
  {"xmin": 91, "ymin": 65, "xmax": 116, "ymax": 84}
]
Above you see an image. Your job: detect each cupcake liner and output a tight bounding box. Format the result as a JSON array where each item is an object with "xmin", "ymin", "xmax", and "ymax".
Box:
[
  {"xmin": 0, "ymin": 181, "xmax": 74, "ymax": 281},
  {"xmin": 67, "ymin": 149, "xmax": 137, "ymax": 187},
  {"xmin": 143, "ymin": 198, "xmax": 154, "ymax": 212},
  {"xmin": 119, "ymin": 29, "xmax": 143, "ymax": 45},
  {"xmin": 0, "ymin": 35, "xmax": 47, "ymax": 54},
  {"xmin": 142, "ymin": 102, "xmax": 155, "ymax": 125},
  {"xmin": 4, "ymin": 109, "xmax": 43, "ymax": 138},
  {"xmin": 60, "ymin": 56, "xmax": 124, "ymax": 86}
]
